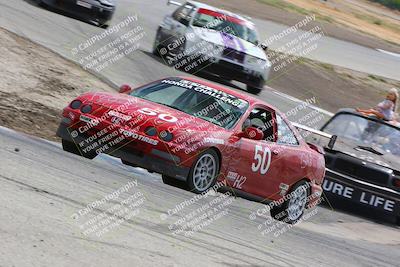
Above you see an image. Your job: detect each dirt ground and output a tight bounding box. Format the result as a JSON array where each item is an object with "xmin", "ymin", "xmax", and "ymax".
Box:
[
  {"xmin": 0, "ymin": 27, "xmax": 398, "ymax": 141},
  {"xmin": 204, "ymin": 0, "xmax": 400, "ymax": 53},
  {"xmin": 268, "ymin": 57, "xmax": 400, "ymax": 113},
  {"xmin": 0, "ymin": 28, "xmax": 115, "ymax": 141}
]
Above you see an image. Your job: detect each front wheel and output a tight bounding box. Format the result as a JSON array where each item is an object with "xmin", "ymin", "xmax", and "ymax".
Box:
[
  {"xmin": 270, "ymin": 181, "xmax": 310, "ymax": 224},
  {"xmin": 187, "ymin": 149, "xmax": 220, "ymax": 194}
]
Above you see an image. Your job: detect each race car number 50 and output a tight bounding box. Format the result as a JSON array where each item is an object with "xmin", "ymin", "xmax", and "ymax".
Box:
[
  {"xmin": 252, "ymin": 145, "xmax": 272, "ymax": 175},
  {"xmin": 138, "ymin": 108, "xmax": 178, "ymax": 123}
]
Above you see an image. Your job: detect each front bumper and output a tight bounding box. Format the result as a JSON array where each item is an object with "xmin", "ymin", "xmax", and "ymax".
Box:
[
  {"xmin": 43, "ymin": 0, "xmax": 115, "ymax": 23},
  {"xmin": 200, "ymin": 59, "xmax": 265, "ymax": 88},
  {"xmin": 57, "ymin": 123, "xmax": 190, "ymax": 181},
  {"xmin": 323, "ymin": 168, "xmax": 400, "ymax": 220}
]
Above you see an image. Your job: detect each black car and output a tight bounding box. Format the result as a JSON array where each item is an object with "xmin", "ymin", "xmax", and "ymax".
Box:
[
  {"xmin": 37, "ymin": 0, "xmax": 116, "ymax": 28},
  {"xmin": 314, "ymin": 109, "xmax": 400, "ymax": 224}
]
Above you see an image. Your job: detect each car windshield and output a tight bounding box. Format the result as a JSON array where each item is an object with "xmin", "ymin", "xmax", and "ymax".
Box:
[
  {"xmin": 323, "ymin": 113, "xmax": 400, "ymax": 157},
  {"xmin": 191, "ymin": 8, "xmax": 258, "ymax": 45},
  {"xmin": 130, "ymin": 79, "xmax": 249, "ymax": 129}
]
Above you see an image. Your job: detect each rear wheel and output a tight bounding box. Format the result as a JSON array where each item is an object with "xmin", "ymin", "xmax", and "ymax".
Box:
[
  {"xmin": 270, "ymin": 181, "xmax": 310, "ymax": 224},
  {"xmin": 187, "ymin": 149, "xmax": 220, "ymax": 194},
  {"xmin": 61, "ymin": 139, "xmax": 96, "ymax": 159}
]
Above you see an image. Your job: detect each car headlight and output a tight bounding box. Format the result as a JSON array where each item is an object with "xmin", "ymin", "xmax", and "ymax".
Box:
[
  {"xmin": 159, "ymin": 130, "xmax": 173, "ymax": 142},
  {"xmin": 81, "ymin": 104, "xmax": 92, "ymax": 114},
  {"xmin": 98, "ymin": 0, "xmax": 113, "ymax": 6},
  {"xmin": 145, "ymin": 126, "xmax": 157, "ymax": 136},
  {"xmin": 247, "ymin": 56, "xmax": 259, "ymax": 65},
  {"xmin": 70, "ymin": 100, "xmax": 82, "ymax": 109}
]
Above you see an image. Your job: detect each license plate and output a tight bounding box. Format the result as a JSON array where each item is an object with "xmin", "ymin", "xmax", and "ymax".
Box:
[{"xmin": 76, "ymin": 0, "xmax": 92, "ymax": 9}]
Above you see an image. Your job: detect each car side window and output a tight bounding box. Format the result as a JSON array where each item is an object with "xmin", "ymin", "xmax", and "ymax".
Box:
[
  {"xmin": 276, "ymin": 114, "xmax": 299, "ymax": 145},
  {"xmin": 243, "ymin": 108, "xmax": 276, "ymax": 142},
  {"xmin": 172, "ymin": 3, "xmax": 195, "ymax": 26}
]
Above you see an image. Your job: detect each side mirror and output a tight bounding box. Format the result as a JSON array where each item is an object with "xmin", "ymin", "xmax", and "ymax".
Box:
[
  {"xmin": 119, "ymin": 84, "xmax": 132, "ymax": 94},
  {"xmin": 167, "ymin": 0, "xmax": 182, "ymax": 6},
  {"xmin": 243, "ymin": 127, "xmax": 264, "ymax": 141},
  {"xmin": 260, "ymin": 43, "xmax": 268, "ymax": 52}
]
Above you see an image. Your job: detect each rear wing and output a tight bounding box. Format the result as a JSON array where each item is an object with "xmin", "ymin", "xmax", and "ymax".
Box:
[{"xmin": 291, "ymin": 122, "xmax": 337, "ymax": 149}]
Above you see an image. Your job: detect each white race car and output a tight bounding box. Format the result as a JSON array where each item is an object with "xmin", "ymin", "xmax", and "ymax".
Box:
[{"xmin": 153, "ymin": 0, "xmax": 271, "ymax": 95}]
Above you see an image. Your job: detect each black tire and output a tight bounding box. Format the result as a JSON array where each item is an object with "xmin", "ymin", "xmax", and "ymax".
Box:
[
  {"xmin": 246, "ymin": 85, "xmax": 262, "ymax": 95},
  {"xmin": 162, "ymin": 175, "xmax": 189, "ymax": 190},
  {"xmin": 121, "ymin": 159, "xmax": 138, "ymax": 167},
  {"xmin": 187, "ymin": 149, "xmax": 220, "ymax": 194},
  {"xmin": 152, "ymin": 28, "xmax": 163, "ymax": 57},
  {"xmin": 270, "ymin": 181, "xmax": 310, "ymax": 224},
  {"xmin": 36, "ymin": 0, "xmax": 46, "ymax": 7},
  {"xmin": 61, "ymin": 139, "xmax": 96, "ymax": 159}
]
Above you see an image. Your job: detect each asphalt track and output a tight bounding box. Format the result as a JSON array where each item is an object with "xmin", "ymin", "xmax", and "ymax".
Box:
[
  {"xmin": 0, "ymin": 1, "xmax": 400, "ymax": 266},
  {"xmin": 1, "ymin": 126, "xmax": 400, "ymax": 266}
]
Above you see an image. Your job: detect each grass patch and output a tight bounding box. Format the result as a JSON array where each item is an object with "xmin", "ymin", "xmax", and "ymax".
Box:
[
  {"xmin": 369, "ymin": 0, "xmax": 400, "ymax": 11},
  {"xmin": 257, "ymin": 0, "xmax": 334, "ymax": 22},
  {"xmin": 368, "ymin": 74, "xmax": 388, "ymax": 83},
  {"xmin": 257, "ymin": 0, "xmax": 310, "ymax": 16},
  {"xmin": 353, "ymin": 13, "xmax": 400, "ymax": 34},
  {"xmin": 319, "ymin": 62, "xmax": 335, "ymax": 71}
]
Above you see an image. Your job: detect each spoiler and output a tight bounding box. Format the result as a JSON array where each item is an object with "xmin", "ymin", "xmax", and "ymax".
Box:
[{"xmin": 291, "ymin": 122, "xmax": 337, "ymax": 149}]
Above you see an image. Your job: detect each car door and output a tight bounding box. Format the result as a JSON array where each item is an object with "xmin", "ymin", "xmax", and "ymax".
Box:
[
  {"xmin": 226, "ymin": 106, "xmax": 286, "ymax": 199},
  {"xmin": 274, "ymin": 114, "xmax": 308, "ymax": 191}
]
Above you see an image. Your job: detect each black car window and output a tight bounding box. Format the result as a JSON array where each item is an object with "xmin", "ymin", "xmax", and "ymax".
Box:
[
  {"xmin": 243, "ymin": 108, "xmax": 275, "ymax": 142},
  {"xmin": 172, "ymin": 3, "xmax": 195, "ymax": 26}
]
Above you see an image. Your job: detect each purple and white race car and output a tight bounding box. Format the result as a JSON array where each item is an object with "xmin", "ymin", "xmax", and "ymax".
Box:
[{"xmin": 153, "ymin": 1, "xmax": 271, "ymax": 95}]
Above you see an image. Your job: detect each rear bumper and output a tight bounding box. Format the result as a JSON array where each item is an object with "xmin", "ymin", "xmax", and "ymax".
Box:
[
  {"xmin": 57, "ymin": 123, "xmax": 190, "ymax": 181},
  {"xmin": 42, "ymin": 0, "xmax": 115, "ymax": 23},
  {"xmin": 323, "ymin": 168, "xmax": 400, "ymax": 219}
]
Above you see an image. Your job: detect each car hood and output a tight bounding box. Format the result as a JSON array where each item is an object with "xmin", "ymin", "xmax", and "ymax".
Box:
[
  {"xmin": 193, "ymin": 27, "xmax": 267, "ymax": 60},
  {"xmin": 328, "ymin": 138, "xmax": 400, "ymax": 171},
  {"xmin": 78, "ymin": 91, "xmax": 223, "ymax": 133}
]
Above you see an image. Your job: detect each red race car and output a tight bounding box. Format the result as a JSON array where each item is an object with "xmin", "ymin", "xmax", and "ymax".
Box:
[{"xmin": 57, "ymin": 77, "xmax": 327, "ymax": 223}]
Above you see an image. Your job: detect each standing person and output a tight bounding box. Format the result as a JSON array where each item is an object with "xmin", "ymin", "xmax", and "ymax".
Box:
[{"xmin": 357, "ymin": 88, "xmax": 398, "ymax": 121}]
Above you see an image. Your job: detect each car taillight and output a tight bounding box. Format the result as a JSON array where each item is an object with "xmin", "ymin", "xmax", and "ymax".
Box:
[
  {"xmin": 81, "ymin": 104, "xmax": 92, "ymax": 113},
  {"xmin": 70, "ymin": 100, "xmax": 82, "ymax": 109}
]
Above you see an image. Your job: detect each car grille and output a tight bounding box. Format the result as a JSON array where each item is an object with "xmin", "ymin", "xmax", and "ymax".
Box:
[
  {"xmin": 219, "ymin": 60, "xmax": 244, "ymax": 72},
  {"xmin": 332, "ymin": 157, "xmax": 390, "ymax": 186},
  {"xmin": 222, "ymin": 48, "xmax": 245, "ymax": 63}
]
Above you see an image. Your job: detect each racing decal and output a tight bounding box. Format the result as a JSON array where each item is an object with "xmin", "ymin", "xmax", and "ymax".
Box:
[
  {"xmin": 111, "ymin": 116, "xmax": 122, "ymax": 125},
  {"xmin": 120, "ymin": 129, "xmax": 159, "ymax": 145},
  {"xmin": 300, "ymin": 152, "xmax": 312, "ymax": 169},
  {"xmin": 251, "ymin": 145, "xmax": 272, "ymax": 175},
  {"xmin": 227, "ymin": 171, "xmax": 247, "ymax": 189},
  {"xmin": 160, "ymin": 79, "xmax": 248, "ymax": 108},
  {"xmin": 323, "ymin": 179, "xmax": 396, "ymax": 213},
  {"xmin": 197, "ymin": 8, "xmax": 250, "ymax": 26},
  {"xmin": 137, "ymin": 108, "xmax": 178, "ymax": 123},
  {"xmin": 108, "ymin": 110, "xmax": 132, "ymax": 121},
  {"xmin": 220, "ymin": 32, "xmax": 237, "ymax": 50}
]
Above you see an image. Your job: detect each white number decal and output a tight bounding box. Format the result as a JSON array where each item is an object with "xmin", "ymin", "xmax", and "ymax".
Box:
[
  {"xmin": 252, "ymin": 145, "xmax": 272, "ymax": 175},
  {"xmin": 233, "ymin": 176, "xmax": 247, "ymax": 189},
  {"xmin": 138, "ymin": 108, "xmax": 178, "ymax": 122}
]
